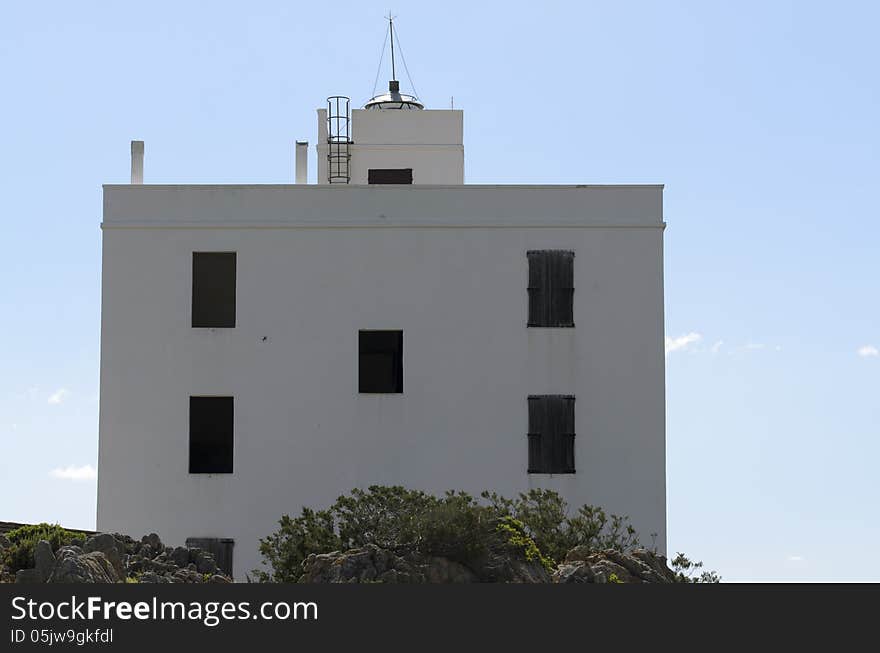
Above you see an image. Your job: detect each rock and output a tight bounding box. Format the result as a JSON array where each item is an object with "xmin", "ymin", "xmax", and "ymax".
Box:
[
  {"xmin": 481, "ymin": 550, "xmax": 552, "ymax": 583},
  {"xmin": 15, "ymin": 569, "xmax": 43, "ymax": 584},
  {"xmin": 208, "ymin": 574, "xmax": 231, "ymax": 583},
  {"xmin": 195, "ymin": 552, "xmax": 218, "ymax": 575},
  {"xmin": 170, "ymin": 546, "xmax": 190, "ymax": 568},
  {"xmin": 563, "ymin": 545, "xmax": 593, "ymax": 563},
  {"xmin": 553, "ymin": 548, "xmax": 679, "ymax": 584},
  {"xmin": 172, "ymin": 568, "xmax": 203, "ymax": 583},
  {"xmin": 299, "ymin": 544, "xmax": 425, "ymax": 583},
  {"xmin": 49, "ymin": 551, "xmax": 121, "ymax": 583},
  {"xmin": 553, "ymin": 562, "xmax": 595, "ymax": 584},
  {"xmin": 55, "ymin": 545, "xmax": 83, "ymax": 560},
  {"xmin": 630, "ymin": 549, "xmax": 677, "ymax": 583},
  {"xmin": 141, "ymin": 533, "xmax": 163, "ymax": 553},
  {"xmin": 34, "ymin": 540, "xmax": 56, "ymax": 582},
  {"xmin": 84, "ymin": 534, "xmax": 124, "ymax": 578},
  {"xmin": 425, "ymin": 556, "xmax": 479, "ymax": 583}
]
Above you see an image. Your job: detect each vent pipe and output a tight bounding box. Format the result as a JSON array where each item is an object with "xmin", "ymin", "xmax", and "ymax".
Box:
[
  {"xmin": 130, "ymin": 140, "xmax": 144, "ymax": 184},
  {"xmin": 295, "ymin": 141, "xmax": 308, "ymax": 184}
]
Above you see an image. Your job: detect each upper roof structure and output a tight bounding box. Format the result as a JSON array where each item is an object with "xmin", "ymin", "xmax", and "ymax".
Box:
[{"xmin": 364, "ymin": 16, "xmax": 424, "ymax": 110}]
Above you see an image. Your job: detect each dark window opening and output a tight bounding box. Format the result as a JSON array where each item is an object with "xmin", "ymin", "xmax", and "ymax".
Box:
[
  {"xmin": 368, "ymin": 168, "xmax": 413, "ymax": 184},
  {"xmin": 527, "ymin": 395, "xmax": 575, "ymax": 474},
  {"xmin": 189, "ymin": 396, "xmax": 234, "ymax": 474},
  {"xmin": 192, "ymin": 252, "xmax": 236, "ymax": 328},
  {"xmin": 185, "ymin": 537, "xmax": 235, "ymax": 577},
  {"xmin": 527, "ymin": 250, "xmax": 574, "ymax": 327},
  {"xmin": 359, "ymin": 330, "xmax": 403, "ymax": 393}
]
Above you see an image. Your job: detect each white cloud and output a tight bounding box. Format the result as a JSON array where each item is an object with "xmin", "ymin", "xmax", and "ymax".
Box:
[
  {"xmin": 49, "ymin": 464, "xmax": 97, "ymax": 481},
  {"xmin": 710, "ymin": 340, "xmax": 724, "ymax": 354},
  {"xmin": 787, "ymin": 555, "xmax": 805, "ymax": 562},
  {"xmin": 47, "ymin": 388, "xmax": 70, "ymax": 405},
  {"xmin": 665, "ymin": 332, "xmax": 702, "ymax": 356},
  {"xmin": 743, "ymin": 342, "xmax": 765, "ymax": 351},
  {"xmin": 858, "ymin": 345, "xmax": 879, "ymax": 358}
]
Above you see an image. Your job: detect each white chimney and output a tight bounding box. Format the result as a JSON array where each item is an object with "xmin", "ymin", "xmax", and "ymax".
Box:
[
  {"xmin": 295, "ymin": 141, "xmax": 308, "ymax": 184},
  {"xmin": 130, "ymin": 140, "xmax": 144, "ymax": 184}
]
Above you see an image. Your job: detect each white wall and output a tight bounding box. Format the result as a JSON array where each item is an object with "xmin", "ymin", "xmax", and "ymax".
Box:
[
  {"xmin": 98, "ymin": 185, "xmax": 665, "ymax": 579},
  {"xmin": 316, "ymin": 108, "xmax": 464, "ymax": 184}
]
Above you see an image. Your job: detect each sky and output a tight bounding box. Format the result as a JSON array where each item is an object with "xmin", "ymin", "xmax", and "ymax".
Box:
[{"xmin": 1, "ymin": 0, "xmax": 878, "ymax": 582}]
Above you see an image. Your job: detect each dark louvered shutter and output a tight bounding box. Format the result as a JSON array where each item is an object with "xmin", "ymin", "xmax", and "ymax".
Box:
[
  {"xmin": 527, "ymin": 250, "xmax": 574, "ymax": 327},
  {"xmin": 186, "ymin": 537, "xmax": 235, "ymax": 577},
  {"xmin": 527, "ymin": 395, "xmax": 576, "ymax": 474},
  {"xmin": 527, "ymin": 396, "xmax": 546, "ymax": 473},
  {"xmin": 556, "ymin": 396, "xmax": 576, "ymax": 473}
]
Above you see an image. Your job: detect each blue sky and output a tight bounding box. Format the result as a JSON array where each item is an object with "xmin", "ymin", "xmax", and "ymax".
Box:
[{"xmin": 1, "ymin": 0, "xmax": 877, "ymax": 581}]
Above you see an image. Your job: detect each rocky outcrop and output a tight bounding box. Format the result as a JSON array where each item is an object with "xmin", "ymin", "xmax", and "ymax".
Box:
[
  {"xmin": 10, "ymin": 532, "xmax": 232, "ymax": 584},
  {"xmin": 299, "ymin": 545, "xmax": 675, "ymax": 584},
  {"xmin": 300, "ymin": 544, "xmax": 426, "ymax": 583},
  {"xmin": 50, "ymin": 550, "xmax": 121, "ymax": 583},
  {"xmin": 553, "ymin": 548, "xmax": 677, "ymax": 584}
]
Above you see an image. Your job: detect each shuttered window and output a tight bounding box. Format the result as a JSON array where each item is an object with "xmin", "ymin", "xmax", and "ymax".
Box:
[
  {"xmin": 527, "ymin": 250, "xmax": 574, "ymax": 327},
  {"xmin": 192, "ymin": 252, "xmax": 236, "ymax": 328},
  {"xmin": 185, "ymin": 537, "xmax": 235, "ymax": 577},
  {"xmin": 359, "ymin": 331, "xmax": 403, "ymax": 393},
  {"xmin": 527, "ymin": 395, "xmax": 576, "ymax": 474},
  {"xmin": 189, "ymin": 396, "xmax": 234, "ymax": 474},
  {"xmin": 368, "ymin": 168, "xmax": 413, "ymax": 184}
]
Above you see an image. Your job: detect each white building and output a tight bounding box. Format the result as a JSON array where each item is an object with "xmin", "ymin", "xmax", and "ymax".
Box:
[{"xmin": 97, "ymin": 70, "xmax": 666, "ymax": 579}]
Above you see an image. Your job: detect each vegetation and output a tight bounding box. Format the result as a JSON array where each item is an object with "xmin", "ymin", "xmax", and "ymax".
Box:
[
  {"xmin": 254, "ymin": 485, "xmax": 646, "ymax": 582},
  {"xmin": 670, "ymin": 553, "xmax": 721, "ymax": 583},
  {"xmin": 1, "ymin": 523, "xmax": 81, "ymax": 573}
]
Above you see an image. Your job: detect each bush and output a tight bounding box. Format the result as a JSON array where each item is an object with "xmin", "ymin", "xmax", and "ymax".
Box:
[
  {"xmin": 254, "ymin": 486, "xmax": 643, "ymax": 582},
  {"xmin": 1, "ymin": 523, "xmax": 81, "ymax": 573},
  {"xmin": 482, "ymin": 489, "xmax": 640, "ymax": 563},
  {"xmin": 670, "ymin": 553, "xmax": 721, "ymax": 583}
]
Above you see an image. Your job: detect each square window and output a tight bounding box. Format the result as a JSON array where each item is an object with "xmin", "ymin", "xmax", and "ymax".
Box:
[
  {"xmin": 192, "ymin": 252, "xmax": 236, "ymax": 328},
  {"xmin": 359, "ymin": 330, "xmax": 403, "ymax": 393},
  {"xmin": 189, "ymin": 396, "xmax": 234, "ymax": 473}
]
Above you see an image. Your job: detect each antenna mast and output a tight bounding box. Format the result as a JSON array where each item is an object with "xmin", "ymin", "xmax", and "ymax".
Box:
[{"xmin": 388, "ymin": 13, "xmax": 396, "ymax": 81}]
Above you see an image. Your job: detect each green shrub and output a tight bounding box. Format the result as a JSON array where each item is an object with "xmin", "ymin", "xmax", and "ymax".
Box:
[
  {"xmin": 482, "ymin": 489, "xmax": 640, "ymax": 563},
  {"xmin": 255, "ymin": 486, "xmax": 644, "ymax": 581},
  {"xmin": 670, "ymin": 553, "xmax": 721, "ymax": 583},
  {"xmin": 1, "ymin": 523, "xmax": 80, "ymax": 573},
  {"xmin": 495, "ymin": 516, "xmax": 554, "ymax": 572}
]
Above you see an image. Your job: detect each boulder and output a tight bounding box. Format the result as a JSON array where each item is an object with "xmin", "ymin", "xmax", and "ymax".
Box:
[
  {"xmin": 425, "ymin": 556, "xmax": 479, "ymax": 583},
  {"xmin": 553, "ymin": 562, "xmax": 595, "ymax": 584},
  {"xmin": 34, "ymin": 540, "xmax": 56, "ymax": 582},
  {"xmin": 552, "ymin": 548, "xmax": 677, "ymax": 583},
  {"xmin": 83, "ymin": 534, "xmax": 124, "ymax": 578},
  {"xmin": 141, "ymin": 533, "xmax": 163, "ymax": 553},
  {"xmin": 170, "ymin": 547, "xmax": 190, "ymax": 568},
  {"xmin": 480, "ymin": 550, "xmax": 552, "ymax": 583},
  {"xmin": 208, "ymin": 574, "xmax": 232, "ymax": 583},
  {"xmin": 195, "ymin": 552, "xmax": 218, "ymax": 575},
  {"xmin": 15, "ymin": 569, "xmax": 43, "ymax": 584},
  {"xmin": 299, "ymin": 544, "xmax": 425, "ymax": 583},
  {"xmin": 49, "ymin": 551, "xmax": 121, "ymax": 583}
]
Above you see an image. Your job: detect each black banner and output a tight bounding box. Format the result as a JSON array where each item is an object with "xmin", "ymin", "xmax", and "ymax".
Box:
[{"xmin": 1, "ymin": 584, "xmax": 876, "ymax": 650}]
